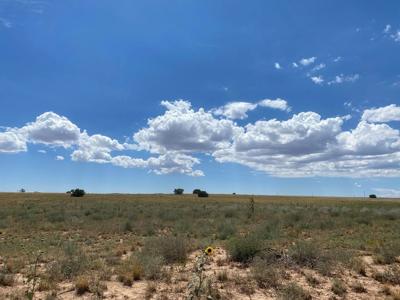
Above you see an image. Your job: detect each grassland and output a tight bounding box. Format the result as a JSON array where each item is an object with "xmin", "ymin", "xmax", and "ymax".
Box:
[{"xmin": 0, "ymin": 192, "xmax": 400, "ymax": 299}]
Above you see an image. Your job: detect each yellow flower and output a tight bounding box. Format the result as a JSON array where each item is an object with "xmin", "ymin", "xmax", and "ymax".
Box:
[{"xmin": 204, "ymin": 246, "xmax": 214, "ymax": 256}]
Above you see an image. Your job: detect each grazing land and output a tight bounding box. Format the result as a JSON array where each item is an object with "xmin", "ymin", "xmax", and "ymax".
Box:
[{"xmin": 0, "ymin": 192, "xmax": 400, "ymax": 299}]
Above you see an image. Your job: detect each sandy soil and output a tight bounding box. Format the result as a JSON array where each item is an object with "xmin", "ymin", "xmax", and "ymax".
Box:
[{"xmin": 1, "ymin": 248, "xmax": 399, "ymax": 299}]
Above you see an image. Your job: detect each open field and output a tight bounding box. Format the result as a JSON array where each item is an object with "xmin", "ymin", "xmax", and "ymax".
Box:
[{"xmin": 1, "ymin": 192, "xmax": 400, "ymax": 299}]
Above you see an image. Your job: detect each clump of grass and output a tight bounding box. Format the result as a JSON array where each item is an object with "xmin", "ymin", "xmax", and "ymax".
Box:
[
  {"xmin": 373, "ymin": 265, "xmax": 400, "ymax": 285},
  {"xmin": 304, "ymin": 272, "xmax": 320, "ymax": 287},
  {"xmin": 351, "ymin": 281, "xmax": 367, "ymax": 293},
  {"xmin": 289, "ymin": 241, "xmax": 320, "ymax": 268},
  {"xmin": 0, "ymin": 272, "xmax": 14, "ymax": 287},
  {"xmin": 48, "ymin": 241, "xmax": 88, "ymax": 281},
  {"xmin": 145, "ymin": 282, "xmax": 157, "ymax": 300},
  {"xmin": 331, "ymin": 279, "xmax": 347, "ymax": 296},
  {"xmin": 228, "ymin": 235, "xmax": 262, "ymax": 263},
  {"xmin": 217, "ymin": 270, "xmax": 228, "ymax": 282},
  {"xmin": 349, "ymin": 257, "xmax": 367, "ymax": 276},
  {"xmin": 116, "ymin": 257, "xmax": 144, "ymax": 286},
  {"xmin": 374, "ymin": 242, "xmax": 400, "ymax": 265},
  {"xmin": 75, "ymin": 276, "xmax": 90, "ymax": 295},
  {"xmin": 251, "ymin": 257, "xmax": 282, "ymax": 289},
  {"xmin": 144, "ymin": 236, "xmax": 188, "ymax": 264},
  {"xmin": 278, "ymin": 282, "xmax": 311, "ymax": 300}
]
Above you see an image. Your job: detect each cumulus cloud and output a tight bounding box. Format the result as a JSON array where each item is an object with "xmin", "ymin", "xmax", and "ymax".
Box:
[
  {"xmin": 212, "ymin": 101, "xmax": 258, "ymax": 120},
  {"xmin": 2, "ymin": 102, "xmax": 400, "ymax": 178},
  {"xmin": 135, "ymin": 100, "xmax": 240, "ymax": 153},
  {"xmin": 292, "ymin": 62, "xmax": 299, "ymax": 68},
  {"xmin": 19, "ymin": 112, "xmax": 81, "ymax": 147},
  {"xmin": 391, "ymin": 31, "xmax": 400, "ymax": 42},
  {"xmin": 274, "ymin": 62, "xmax": 282, "ymax": 69},
  {"xmin": 258, "ymin": 98, "xmax": 291, "ymax": 112},
  {"xmin": 299, "ymin": 57, "xmax": 317, "ymax": 66},
  {"xmin": 56, "ymin": 155, "xmax": 64, "ymax": 161},
  {"xmin": 310, "ymin": 76, "xmax": 324, "ymax": 85},
  {"xmin": 361, "ymin": 104, "xmax": 400, "ymax": 123},
  {"xmin": 0, "ymin": 131, "xmax": 27, "ymax": 153}
]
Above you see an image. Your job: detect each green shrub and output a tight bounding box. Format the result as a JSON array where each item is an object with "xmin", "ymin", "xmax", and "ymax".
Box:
[
  {"xmin": 143, "ymin": 236, "xmax": 188, "ymax": 264},
  {"xmin": 279, "ymin": 282, "xmax": 311, "ymax": 300},
  {"xmin": 289, "ymin": 241, "xmax": 320, "ymax": 268},
  {"xmin": 373, "ymin": 265, "xmax": 400, "ymax": 285},
  {"xmin": 374, "ymin": 242, "xmax": 400, "ymax": 264},
  {"xmin": 331, "ymin": 279, "xmax": 347, "ymax": 296},
  {"xmin": 251, "ymin": 257, "xmax": 281, "ymax": 288},
  {"xmin": 352, "ymin": 281, "xmax": 367, "ymax": 293},
  {"xmin": 70, "ymin": 189, "xmax": 85, "ymax": 197},
  {"xmin": 228, "ymin": 235, "xmax": 261, "ymax": 263}
]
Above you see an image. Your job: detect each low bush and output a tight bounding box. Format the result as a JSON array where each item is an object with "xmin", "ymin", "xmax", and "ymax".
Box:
[
  {"xmin": 352, "ymin": 281, "xmax": 367, "ymax": 293},
  {"xmin": 143, "ymin": 236, "xmax": 188, "ymax": 264},
  {"xmin": 374, "ymin": 242, "xmax": 400, "ymax": 265},
  {"xmin": 279, "ymin": 282, "xmax": 311, "ymax": 300},
  {"xmin": 289, "ymin": 241, "xmax": 320, "ymax": 268},
  {"xmin": 373, "ymin": 265, "xmax": 400, "ymax": 285},
  {"xmin": 228, "ymin": 235, "xmax": 262, "ymax": 263},
  {"xmin": 251, "ymin": 257, "xmax": 281, "ymax": 288},
  {"xmin": 75, "ymin": 276, "xmax": 90, "ymax": 295},
  {"xmin": 331, "ymin": 279, "xmax": 347, "ymax": 296}
]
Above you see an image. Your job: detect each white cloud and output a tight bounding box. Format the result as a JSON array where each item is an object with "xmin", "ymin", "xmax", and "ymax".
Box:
[
  {"xmin": 361, "ymin": 104, "xmax": 400, "ymax": 123},
  {"xmin": 333, "ymin": 56, "xmax": 342, "ymax": 62},
  {"xmin": 328, "ymin": 74, "xmax": 359, "ymax": 85},
  {"xmin": 2, "ymin": 102, "xmax": 400, "ymax": 178},
  {"xmin": 310, "ymin": 76, "xmax": 324, "ymax": 85},
  {"xmin": 38, "ymin": 150, "xmax": 47, "ymax": 154},
  {"xmin": 56, "ymin": 155, "xmax": 64, "ymax": 161},
  {"xmin": 274, "ymin": 62, "xmax": 282, "ymax": 70},
  {"xmin": 354, "ymin": 182, "xmax": 362, "ymax": 188},
  {"xmin": 383, "ymin": 24, "xmax": 391, "ymax": 34},
  {"xmin": 311, "ymin": 63, "xmax": 326, "ymax": 72},
  {"xmin": 213, "ymin": 101, "xmax": 258, "ymax": 120},
  {"xmin": 0, "ymin": 131, "xmax": 27, "ymax": 153},
  {"xmin": 292, "ymin": 62, "xmax": 299, "ymax": 68},
  {"xmin": 19, "ymin": 112, "xmax": 81, "ymax": 147},
  {"xmin": 391, "ymin": 31, "xmax": 400, "ymax": 42},
  {"xmin": 258, "ymin": 98, "xmax": 291, "ymax": 112},
  {"xmin": 134, "ymin": 100, "xmax": 240, "ymax": 154},
  {"xmin": 373, "ymin": 188, "xmax": 400, "ymax": 198},
  {"xmin": 299, "ymin": 57, "xmax": 317, "ymax": 66}
]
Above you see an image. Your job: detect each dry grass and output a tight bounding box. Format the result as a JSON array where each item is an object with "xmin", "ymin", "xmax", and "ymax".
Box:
[{"xmin": 0, "ymin": 192, "xmax": 399, "ymax": 299}]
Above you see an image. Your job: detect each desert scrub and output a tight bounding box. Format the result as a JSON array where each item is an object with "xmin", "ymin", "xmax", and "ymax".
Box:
[
  {"xmin": 143, "ymin": 235, "xmax": 188, "ymax": 264},
  {"xmin": 116, "ymin": 257, "xmax": 144, "ymax": 286},
  {"xmin": 331, "ymin": 279, "xmax": 347, "ymax": 296},
  {"xmin": 75, "ymin": 275, "xmax": 90, "ymax": 295},
  {"xmin": 373, "ymin": 265, "xmax": 400, "ymax": 285},
  {"xmin": 279, "ymin": 282, "xmax": 311, "ymax": 300},
  {"xmin": 47, "ymin": 241, "xmax": 88, "ymax": 281},
  {"xmin": 251, "ymin": 257, "xmax": 282, "ymax": 289},
  {"xmin": 349, "ymin": 257, "xmax": 367, "ymax": 276},
  {"xmin": 374, "ymin": 242, "xmax": 400, "ymax": 264},
  {"xmin": 289, "ymin": 240, "xmax": 320, "ymax": 268},
  {"xmin": 228, "ymin": 234, "xmax": 262, "ymax": 263},
  {"xmin": 351, "ymin": 281, "xmax": 367, "ymax": 293}
]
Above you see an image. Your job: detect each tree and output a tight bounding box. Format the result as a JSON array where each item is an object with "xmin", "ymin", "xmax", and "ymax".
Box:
[
  {"xmin": 369, "ymin": 194, "xmax": 377, "ymax": 199},
  {"xmin": 174, "ymin": 188, "xmax": 184, "ymax": 195},
  {"xmin": 70, "ymin": 188, "xmax": 85, "ymax": 197},
  {"xmin": 193, "ymin": 189, "xmax": 201, "ymax": 195},
  {"xmin": 19, "ymin": 188, "xmax": 26, "ymax": 193},
  {"xmin": 198, "ymin": 190, "xmax": 209, "ymax": 198}
]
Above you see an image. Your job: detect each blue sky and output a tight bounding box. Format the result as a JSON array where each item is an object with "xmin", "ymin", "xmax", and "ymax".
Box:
[{"xmin": 0, "ymin": 1, "xmax": 400, "ymax": 196}]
